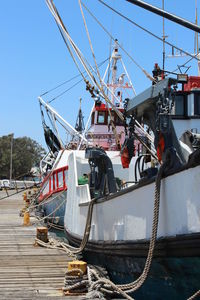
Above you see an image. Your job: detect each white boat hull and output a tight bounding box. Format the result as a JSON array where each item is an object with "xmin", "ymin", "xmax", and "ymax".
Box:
[{"xmin": 64, "ymin": 151, "xmax": 200, "ymax": 244}]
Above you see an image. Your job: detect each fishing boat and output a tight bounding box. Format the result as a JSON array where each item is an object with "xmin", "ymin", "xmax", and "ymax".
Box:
[
  {"xmin": 37, "ymin": 40, "xmax": 138, "ymax": 228},
  {"xmin": 42, "ymin": 0, "xmax": 200, "ymax": 298},
  {"xmin": 64, "ymin": 72, "xmax": 200, "ymax": 299}
]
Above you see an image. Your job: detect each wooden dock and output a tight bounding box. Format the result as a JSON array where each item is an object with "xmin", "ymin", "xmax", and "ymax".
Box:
[{"xmin": 0, "ymin": 191, "xmax": 84, "ymax": 299}]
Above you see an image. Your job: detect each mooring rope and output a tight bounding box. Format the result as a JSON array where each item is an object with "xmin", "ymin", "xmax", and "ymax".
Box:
[
  {"xmin": 116, "ymin": 159, "xmax": 169, "ymax": 293},
  {"xmin": 187, "ymin": 290, "xmax": 200, "ymax": 300}
]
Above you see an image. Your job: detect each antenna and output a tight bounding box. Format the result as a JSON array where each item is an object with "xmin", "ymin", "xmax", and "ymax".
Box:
[
  {"xmin": 166, "ymin": 0, "xmax": 200, "ymax": 75},
  {"xmin": 195, "ymin": 0, "xmax": 199, "ymax": 55},
  {"xmin": 162, "ymin": 0, "xmax": 165, "ymax": 71},
  {"xmin": 196, "ymin": 0, "xmax": 200, "ymax": 75}
]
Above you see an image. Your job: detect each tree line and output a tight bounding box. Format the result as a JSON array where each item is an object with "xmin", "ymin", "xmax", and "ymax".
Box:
[{"xmin": 0, "ymin": 135, "xmax": 46, "ymax": 179}]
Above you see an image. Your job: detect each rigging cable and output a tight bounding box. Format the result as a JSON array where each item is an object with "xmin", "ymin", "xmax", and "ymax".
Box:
[
  {"xmin": 46, "ymin": 0, "xmax": 124, "ymax": 121},
  {"xmin": 48, "ymin": 59, "xmax": 109, "ymax": 103},
  {"xmin": 171, "ymin": 52, "xmax": 199, "ymax": 74},
  {"xmin": 40, "ymin": 57, "xmax": 109, "ymax": 97},
  {"xmin": 46, "ymin": 0, "xmax": 157, "ymax": 154},
  {"xmin": 79, "ymin": 0, "xmax": 121, "ymax": 147},
  {"xmin": 80, "ymin": 0, "xmax": 156, "ymax": 153},
  {"xmin": 97, "ymin": 0, "xmax": 200, "ymax": 63},
  {"xmin": 41, "ymin": 74, "xmax": 82, "ymax": 97},
  {"xmin": 81, "ymin": 1, "xmax": 155, "ymax": 82},
  {"xmin": 46, "ymin": 1, "xmax": 98, "ymax": 87},
  {"xmin": 48, "ymin": 78, "xmax": 83, "ymax": 103},
  {"xmin": 106, "ymin": 12, "xmax": 113, "ymax": 96}
]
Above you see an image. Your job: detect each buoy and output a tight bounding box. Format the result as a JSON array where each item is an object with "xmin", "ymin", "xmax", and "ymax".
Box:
[
  {"xmin": 36, "ymin": 227, "xmax": 48, "ymax": 243},
  {"xmin": 23, "ymin": 211, "xmax": 30, "ymax": 226}
]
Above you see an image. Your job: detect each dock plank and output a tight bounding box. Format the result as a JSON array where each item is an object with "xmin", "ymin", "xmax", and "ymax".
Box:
[{"xmin": 0, "ymin": 191, "xmax": 85, "ymax": 299}]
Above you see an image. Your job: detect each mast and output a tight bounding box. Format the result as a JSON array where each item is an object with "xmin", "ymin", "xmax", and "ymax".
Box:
[
  {"xmin": 196, "ymin": 0, "xmax": 200, "ymax": 75},
  {"xmin": 106, "ymin": 39, "xmax": 134, "ymax": 109},
  {"xmin": 162, "ymin": 0, "xmax": 165, "ymax": 72}
]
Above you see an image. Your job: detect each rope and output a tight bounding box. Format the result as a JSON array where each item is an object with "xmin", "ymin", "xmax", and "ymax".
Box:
[
  {"xmin": 46, "ymin": 0, "xmax": 124, "ymax": 121},
  {"xmin": 187, "ymin": 290, "xmax": 200, "ymax": 300},
  {"xmin": 49, "ymin": 78, "xmax": 83, "ymax": 104},
  {"xmin": 62, "ymin": 265, "xmax": 133, "ymax": 299},
  {"xmin": 97, "ymin": 0, "xmax": 200, "ymax": 63},
  {"xmin": 84, "ymin": 159, "xmax": 168, "ymax": 298},
  {"xmin": 63, "ymin": 269, "xmax": 88, "ymax": 293},
  {"xmin": 35, "ymin": 197, "xmax": 96, "ymax": 255},
  {"xmin": 35, "ymin": 237, "xmax": 77, "ymax": 259},
  {"xmin": 31, "ymin": 196, "xmax": 66, "ymax": 225},
  {"xmin": 46, "ymin": 0, "xmax": 156, "ymax": 153},
  {"xmin": 62, "ymin": 198, "xmax": 96, "ymax": 254},
  {"xmin": 47, "ymin": 58, "xmax": 109, "ymax": 103},
  {"xmin": 46, "ymin": 0, "xmax": 100, "ymax": 89},
  {"xmin": 0, "ymin": 182, "xmax": 40, "ymax": 201},
  {"xmin": 28, "ymin": 189, "xmax": 66, "ymax": 211},
  {"xmin": 35, "ymin": 158, "xmax": 168, "ymax": 297},
  {"xmin": 117, "ymin": 159, "xmax": 169, "ymax": 292},
  {"xmin": 79, "ymin": 0, "xmax": 121, "ymax": 147},
  {"xmin": 81, "ymin": 1, "xmax": 155, "ymax": 82}
]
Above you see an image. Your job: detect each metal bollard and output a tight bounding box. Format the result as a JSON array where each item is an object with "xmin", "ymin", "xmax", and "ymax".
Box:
[
  {"xmin": 23, "ymin": 211, "xmax": 30, "ymax": 226},
  {"xmin": 67, "ymin": 260, "xmax": 87, "ymax": 276},
  {"xmin": 36, "ymin": 227, "xmax": 48, "ymax": 243}
]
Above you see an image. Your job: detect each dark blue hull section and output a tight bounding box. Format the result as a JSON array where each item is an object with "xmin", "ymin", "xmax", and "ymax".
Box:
[
  {"xmin": 42, "ymin": 191, "xmax": 67, "ymax": 227},
  {"xmin": 65, "ymin": 229, "xmax": 200, "ymax": 299},
  {"xmin": 83, "ymin": 253, "xmax": 200, "ymax": 299}
]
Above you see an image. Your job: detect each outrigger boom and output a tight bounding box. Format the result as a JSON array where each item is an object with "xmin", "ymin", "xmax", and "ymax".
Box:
[{"xmin": 126, "ymin": 0, "xmax": 200, "ymax": 34}]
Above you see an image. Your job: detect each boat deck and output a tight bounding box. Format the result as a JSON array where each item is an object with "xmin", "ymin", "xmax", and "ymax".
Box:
[{"xmin": 0, "ymin": 191, "xmax": 84, "ymax": 299}]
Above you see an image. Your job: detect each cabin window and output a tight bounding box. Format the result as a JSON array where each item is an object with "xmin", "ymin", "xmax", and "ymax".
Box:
[
  {"xmin": 173, "ymin": 95, "xmax": 185, "ymax": 116},
  {"xmin": 43, "ymin": 181, "xmax": 49, "ymax": 195},
  {"xmin": 50, "ymin": 175, "xmax": 54, "ymax": 192},
  {"xmin": 58, "ymin": 171, "xmax": 63, "ymax": 188},
  {"xmin": 64, "ymin": 169, "xmax": 68, "ymax": 187},
  {"xmin": 97, "ymin": 111, "xmax": 106, "ymax": 124},
  {"xmin": 194, "ymin": 94, "xmax": 200, "ymax": 115},
  {"xmin": 91, "ymin": 112, "xmax": 95, "ymax": 125},
  {"xmin": 54, "ymin": 173, "xmax": 57, "ymax": 190}
]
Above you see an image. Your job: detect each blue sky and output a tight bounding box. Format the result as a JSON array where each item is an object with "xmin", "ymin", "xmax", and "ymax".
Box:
[{"xmin": 0, "ymin": 0, "xmax": 199, "ymax": 149}]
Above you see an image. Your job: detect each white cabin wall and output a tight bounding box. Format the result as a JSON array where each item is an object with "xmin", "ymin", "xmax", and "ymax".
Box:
[{"xmin": 64, "ymin": 151, "xmax": 92, "ymax": 236}]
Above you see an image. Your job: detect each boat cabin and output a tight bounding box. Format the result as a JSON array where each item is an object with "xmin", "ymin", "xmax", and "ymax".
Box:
[
  {"xmin": 171, "ymin": 76, "xmax": 200, "ymax": 138},
  {"xmin": 86, "ymin": 102, "xmax": 125, "ymax": 150}
]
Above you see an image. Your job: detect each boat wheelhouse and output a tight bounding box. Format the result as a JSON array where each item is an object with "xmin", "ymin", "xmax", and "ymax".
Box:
[
  {"xmin": 86, "ymin": 102, "xmax": 124, "ymax": 151},
  {"xmin": 172, "ymin": 76, "xmax": 200, "ymax": 138}
]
